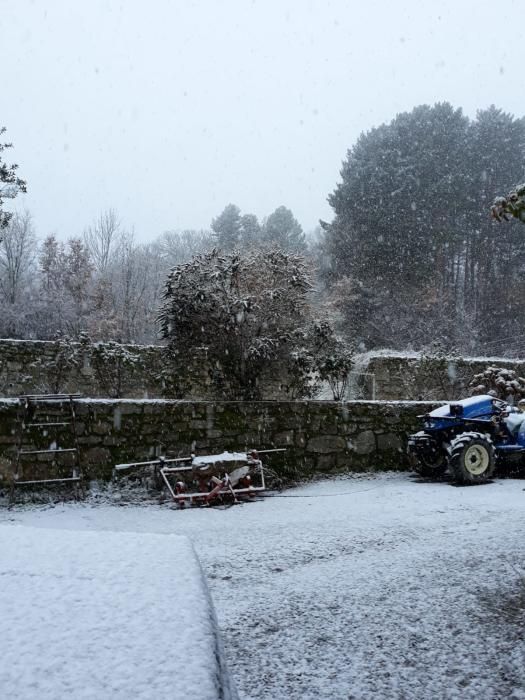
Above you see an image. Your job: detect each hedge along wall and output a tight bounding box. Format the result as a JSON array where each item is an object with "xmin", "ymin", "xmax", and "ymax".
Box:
[{"xmin": 0, "ymin": 399, "xmax": 438, "ymax": 484}]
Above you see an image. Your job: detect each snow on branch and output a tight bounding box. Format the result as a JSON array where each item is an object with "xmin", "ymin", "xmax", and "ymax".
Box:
[{"xmin": 491, "ymin": 183, "xmax": 525, "ymax": 223}]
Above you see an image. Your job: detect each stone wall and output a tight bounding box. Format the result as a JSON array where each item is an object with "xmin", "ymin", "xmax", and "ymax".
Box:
[
  {"xmin": 0, "ymin": 339, "xmax": 291, "ymax": 400},
  {"xmin": 0, "ymin": 398, "xmax": 437, "ymax": 485},
  {"xmin": 353, "ymin": 353, "xmax": 525, "ymax": 401},
  {"xmin": 0, "ymin": 340, "xmax": 208, "ymax": 398},
  {"xmin": 0, "ymin": 338, "xmax": 522, "ymax": 402}
]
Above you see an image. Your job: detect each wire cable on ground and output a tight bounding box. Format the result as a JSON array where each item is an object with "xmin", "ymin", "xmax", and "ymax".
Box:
[{"xmin": 265, "ymin": 483, "xmax": 386, "ymax": 498}]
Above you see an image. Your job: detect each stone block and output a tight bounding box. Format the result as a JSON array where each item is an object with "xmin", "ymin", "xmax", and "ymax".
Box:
[
  {"xmin": 73, "ymin": 402, "xmax": 90, "ymax": 417},
  {"xmin": 316, "ymin": 422, "xmax": 339, "ymax": 435},
  {"xmin": 79, "ymin": 435, "xmax": 104, "ymax": 446},
  {"xmin": 335, "ymin": 453, "xmax": 353, "ymax": 468},
  {"xmin": 205, "ymin": 429, "xmax": 223, "ymax": 439},
  {"xmin": 301, "ymin": 455, "xmax": 316, "ymax": 472},
  {"xmin": 190, "ymin": 420, "xmax": 209, "ymax": 430},
  {"xmin": 92, "ymin": 422, "xmax": 111, "ymax": 435},
  {"xmin": 103, "ymin": 436, "xmax": 123, "ymax": 447},
  {"xmin": 315, "ymin": 454, "xmax": 338, "ymax": 471},
  {"xmin": 306, "ymin": 435, "xmax": 346, "ymax": 454},
  {"xmin": 237, "ymin": 434, "xmax": 262, "ymax": 447},
  {"xmin": 84, "ymin": 447, "xmax": 111, "ymax": 465},
  {"xmin": 377, "ymin": 433, "xmax": 402, "ymax": 452},
  {"xmin": 273, "ymin": 431, "xmax": 295, "ymax": 446},
  {"xmin": 351, "ymin": 430, "xmax": 376, "ymax": 455},
  {"xmin": 117, "ymin": 403, "xmax": 144, "ymax": 415},
  {"xmin": 294, "ymin": 432, "xmax": 307, "ymax": 448}
]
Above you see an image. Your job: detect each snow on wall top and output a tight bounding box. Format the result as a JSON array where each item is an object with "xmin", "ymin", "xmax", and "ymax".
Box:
[
  {"xmin": 0, "ymin": 525, "xmax": 237, "ymax": 700},
  {"xmin": 356, "ymin": 349, "xmax": 525, "ymax": 364}
]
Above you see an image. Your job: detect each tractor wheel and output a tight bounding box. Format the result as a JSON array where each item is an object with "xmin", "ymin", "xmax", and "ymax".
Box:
[
  {"xmin": 449, "ymin": 432, "xmax": 496, "ymax": 485},
  {"xmin": 409, "ymin": 433, "xmax": 448, "ymax": 478}
]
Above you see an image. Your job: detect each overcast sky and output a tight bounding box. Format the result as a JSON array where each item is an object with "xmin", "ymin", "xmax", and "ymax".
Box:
[{"xmin": 2, "ymin": 0, "xmax": 523, "ymax": 241}]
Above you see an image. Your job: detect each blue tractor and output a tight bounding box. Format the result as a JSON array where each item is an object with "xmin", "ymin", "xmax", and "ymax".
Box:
[{"xmin": 407, "ymin": 394, "xmax": 525, "ymax": 484}]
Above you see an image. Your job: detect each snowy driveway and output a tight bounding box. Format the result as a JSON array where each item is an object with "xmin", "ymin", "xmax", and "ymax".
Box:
[{"xmin": 2, "ymin": 473, "xmax": 525, "ymax": 700}]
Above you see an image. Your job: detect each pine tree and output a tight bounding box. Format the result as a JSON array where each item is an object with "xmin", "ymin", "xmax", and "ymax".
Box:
[
  {"xmin": 240, "ymin": 213, "xmax": 261, "ymax": 248},
  {"xmin": 320, "ymin": 102, "xmax": 525, "ymax": 351},
  {"xmin": 211, "ymin": 204, "xmax": 242, "ymax": 250},
  {"xmin": 324, "ymin": 102, "xmax": 470, "ymax": 290},
  {"xmin": 0, "ymin": 127, "xmax": 26, "ymax": 235},
  {"xmin": 466, "ymin": 107, "xmax": 525, "ymax": 344},
  {"xmin": 262, "ymin": 206, "xmax": 306, "ymax": 252}
]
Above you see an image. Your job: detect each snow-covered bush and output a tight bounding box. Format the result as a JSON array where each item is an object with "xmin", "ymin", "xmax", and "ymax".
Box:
[
  {"xmin": 155, "ymin": 346, "xmax": 202, "ymax": 399},
  {"xmin": 31, "ymin": 333, "xmax": 85, "ymax": 394},
  {"xmin": 91, "ymin": 340, "xmax": 144, "ymax": 398},
  {"xmin": 400, "ymin": 342, "xmax": 473, "ymax": 401},
  {"xmin": 316, "ymin": 349, "xmax": 355, "ymax": 401},
  {"xmin": 469, "ymin": 365, "xmax": 525, "ymax": 402},
  {"xmin": 158, "ymin": 248, "xmax": 330, "ymax": 399},
  {"xmin": 491, "ymin": 183, "xmax": 525, "ymax": 223},
  {"xmin": 289, "ymin": 321, "xmax": 355, "ymax": 400}
]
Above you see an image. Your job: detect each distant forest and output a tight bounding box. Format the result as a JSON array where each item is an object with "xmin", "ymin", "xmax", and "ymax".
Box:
[{"xmin": 1, "ymin": 102, "xmax": 524, "ymax": 356}]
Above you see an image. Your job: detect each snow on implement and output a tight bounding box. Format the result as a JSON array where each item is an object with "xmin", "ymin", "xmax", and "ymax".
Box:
[{"xmin": 114, "ymin": 449, "xmax": 285, "ymax": 507}]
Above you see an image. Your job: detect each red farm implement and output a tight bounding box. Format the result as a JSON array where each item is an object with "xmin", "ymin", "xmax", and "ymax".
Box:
[{"xmin": 114, "ymin": 449, "xmax": 285, "ymax": 508}]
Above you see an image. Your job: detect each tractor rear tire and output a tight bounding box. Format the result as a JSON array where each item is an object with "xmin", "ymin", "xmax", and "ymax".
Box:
[
  {"xmin": 408, "ymin": 433, "xmax": 448, "ymax": 478},
  {"xmin": 449, "ymin": 432, "xmax": 496, "ymax": 485}
]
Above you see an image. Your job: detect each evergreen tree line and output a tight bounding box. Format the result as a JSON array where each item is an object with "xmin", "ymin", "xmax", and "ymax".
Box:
[
  {"xmin": 211, "ymin": 203, "xmax": 306, "ymax": 252},
  {"xmin": 319, "ymin": 103, "xmax": 525, "ymax": 356},
  {"xmin": 3, "ymin": 103, "xmax": 524, "ymax": 357}
]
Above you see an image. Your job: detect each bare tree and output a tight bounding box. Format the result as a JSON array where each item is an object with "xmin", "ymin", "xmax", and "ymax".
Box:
[
  {"xmin": 0, "ymin": 210, "xmax": 35, "ymax": 304},
  {"xmin": 83, "ymin": 208, "xmax": 122, "ymax": 274},
  {"xmin": 156, "ymin": 229, "xmax": 213, "ymax": 268},
  {"xmin": 137, "ymin": 241, "xmax": 168, "ymax": 343},
  {"xmin": 109, "ymin": 233, "xmax": 151, "ymax": 343}
]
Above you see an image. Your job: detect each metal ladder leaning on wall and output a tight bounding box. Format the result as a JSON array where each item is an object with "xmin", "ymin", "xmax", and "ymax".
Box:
[{"xmin": 10, "ymin": 394, "xmax": 83, "ymax": 503}]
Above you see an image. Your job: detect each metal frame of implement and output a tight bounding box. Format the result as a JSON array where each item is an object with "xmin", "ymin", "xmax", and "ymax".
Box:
[{"xmin": 114, "ymin": 449, "xmax": 286, "ymax": 507}]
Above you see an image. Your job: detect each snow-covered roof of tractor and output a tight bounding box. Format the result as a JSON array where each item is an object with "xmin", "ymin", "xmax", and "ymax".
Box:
[{"xmin": 429, "ymin": 394, "xmax": 494, "ymax": 417}]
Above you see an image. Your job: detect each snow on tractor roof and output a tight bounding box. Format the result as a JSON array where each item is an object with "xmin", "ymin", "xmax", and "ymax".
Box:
[
  {"xmin": 429, "ymin": 394, "xmax": 495, "ymax": 417},
  {"xmin": 1, "ymin": 526, "xmax": 238, "ymax": 700}
]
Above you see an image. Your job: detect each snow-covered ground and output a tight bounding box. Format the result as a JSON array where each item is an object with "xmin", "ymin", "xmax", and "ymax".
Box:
[
  {"xmin": 2, "ymin": 473, "xmax": 525, "ymax": 700},
  {"xmin": 1, "ymin": 527, "xmax": 237, "ymax": 700}
]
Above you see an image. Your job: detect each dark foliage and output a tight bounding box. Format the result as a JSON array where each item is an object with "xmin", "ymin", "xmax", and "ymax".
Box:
[
  {"xmin": 492, "ymin": 183, "xmax": 525, "ymax": 223},
  {"xmin": 321, "ymin": 103, "xmax": 525, "ymax": 353},
  {"xmin": 0, "ymin": 127, "xmax": 26, "ymax": 233},
  {"xmin": 158, "ymin": 248, "xmax": 315, "ymax": 399}
]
